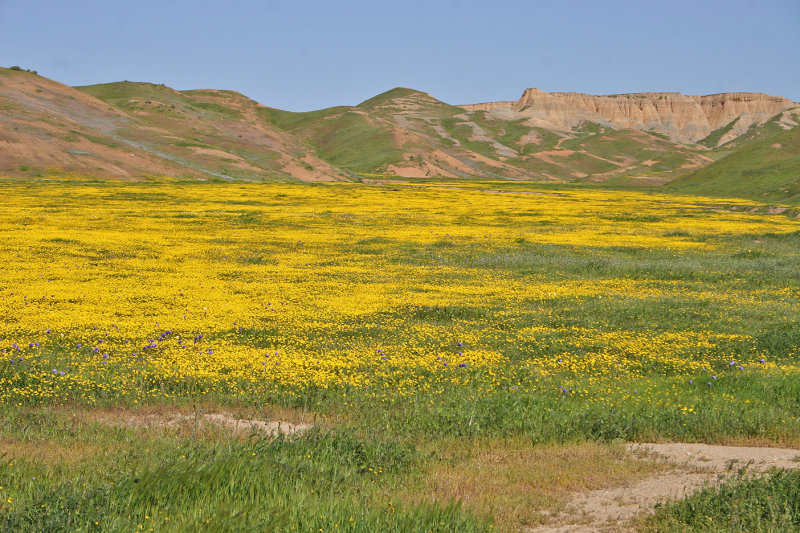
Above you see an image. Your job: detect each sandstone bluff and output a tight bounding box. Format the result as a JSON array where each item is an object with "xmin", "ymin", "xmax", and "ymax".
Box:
[{"xmin": 461, "ymin": 89, "xmax": 796, "ymax": 144}]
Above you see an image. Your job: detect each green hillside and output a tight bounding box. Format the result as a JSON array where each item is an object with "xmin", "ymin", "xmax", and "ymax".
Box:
[
  {"xmin": 3, "ymin": 71, "xmax": 796, "ymax": 193},
  {"xmin": 260, "ymin": 105, "xmax": 407, "ymax": 172},
  {"xmin": 74, "ymin": 81, "xmax": 345, "ymax": 181},
  {"xmin": 669, "ymin": 124, "xmax": 800, "ymax": 203},
  {"xmin": 718, "ymin": 108, "xmax": 799, "ymax": 150}
]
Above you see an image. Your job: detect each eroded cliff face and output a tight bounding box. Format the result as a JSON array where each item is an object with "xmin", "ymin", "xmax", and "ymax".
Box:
[{"xmin": 462, "ymin": 89, "xmax": 798, "ymax": 145}]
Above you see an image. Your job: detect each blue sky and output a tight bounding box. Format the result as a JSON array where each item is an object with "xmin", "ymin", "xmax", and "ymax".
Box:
[{"xmin": 1, "ymin": 0, "xmax": 797, "ymax": 111}]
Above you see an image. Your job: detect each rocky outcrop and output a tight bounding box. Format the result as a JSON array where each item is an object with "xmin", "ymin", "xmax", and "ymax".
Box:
[{"xmin": 461, "ymin": 89, "xmax": 798, "ymax": 145}]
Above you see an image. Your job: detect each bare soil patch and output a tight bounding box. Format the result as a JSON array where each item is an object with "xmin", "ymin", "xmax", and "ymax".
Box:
[
  {"xmin": 528, "ymin": 442, "xmax": 800, "ymax": 533},
  {"xmin": 407, "ymin": 440, "xmax": 669, "ymax": 533},
  {"xmin": 90, "ymin": 407, "xmax": 313, "ymax": 437}
]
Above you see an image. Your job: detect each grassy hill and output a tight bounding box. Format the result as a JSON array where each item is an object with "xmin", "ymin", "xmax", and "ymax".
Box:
[
  {"xmin": 669, "ymin": 123, "xmax": 800, "ymax": 203},
  {"xmin": 76, "ymin": 81, "xmax": 348, "ymax": 181},
  {"xmin": 259, "ymin": 104, "xmax": 407, "ymax": 173},
  {"xmin": 255, "ymin": 86, "xmax": 717, "ymax": 182},
  {"xmin": 3, "ymin": 67, "xmax": 799, "ymax": 201}
]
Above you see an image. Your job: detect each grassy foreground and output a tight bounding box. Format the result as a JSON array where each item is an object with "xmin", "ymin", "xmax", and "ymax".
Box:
[
  {"xmin": 1, "ymin": 177, "xmax": 799, "ymax": 531},
  {"xmin": 644, "ymin": 469, "xmax": 800, "ymax": 532}
]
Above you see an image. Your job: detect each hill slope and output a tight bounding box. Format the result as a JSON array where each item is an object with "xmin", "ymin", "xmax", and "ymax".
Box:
[
  {"xmin": 2, "ymin": 67, "xmax": 798, "ymax": 198},
  {"xmin": 0, "ymin": 69, "xmax": 347, "ymax": 181},
  {"xmin": 0, "ymin": 68, "xmax": 191, "ymax": 178},
  {"xmin": 74, "ymin": 82, "xmax": 348, "ymax": 181},
  {"xmin": 670, "ymin": 121, "xmax": 800, "ymax": 202},
  {"xmin": 258, "ymin": 87, "xmax": 715, "ymax": 182}
]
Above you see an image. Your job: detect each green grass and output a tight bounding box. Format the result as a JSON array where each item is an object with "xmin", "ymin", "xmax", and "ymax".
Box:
[
  {"xmin": 358, "ymin": 87, "xmax": 462, "ymax": 118},
  {"xmin": 644, "ymin": 469, "xmax": 800, "ymax": 532},
  {"xmin": 76, "ymin": 81, "xmax": 192, "ymax": 110},
  {"xmin": 698, "ymin": 117, "xmax": 740, "ymax": 148},
  {"xmin": 308, "ymin": 112, "xmax": 404, "ymax": 171},
  {"xmin": 0, "ymin": 422, "xmax": 487, "ymax": 532},
  {"xmin": 498, "ymin": 119, "xmax": 533, "ymax": 146},
  {"xmin": 520, "ymin": 128, "xmax": 562, "ymax": 154},
  {"xmin": 559, "ymin": 129, "xmax": 687, "ymax": 168},
  {"xmin": 439, "ymin": 117, "xmax": 500, "ymax": 160},
  {"xmin": 190, "ymin": 101, "xmax": 243, "ymax": 120},
  {"xmin": 258, "ymin": 105, "xmax": 352, "ymax": 132},
  {"xmin": 259, "ymin": 106, "xmax": 407, "ymax": 171},
  {"xmin": 718, "ymin": 109, "xmax": 799, "ymax": 150},
  {"xmin": 671, "ymin": 124, "xmax": 800, "ymax": 202}
]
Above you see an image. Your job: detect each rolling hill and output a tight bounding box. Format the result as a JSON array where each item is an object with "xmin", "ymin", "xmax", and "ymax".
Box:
[
  {"xmin": 1, "ymin": 66, "xmax": 798, "ymax": 202},
  {"xmin": 670, "ymin": 115, "xmax": 800, "ymax": 202}
]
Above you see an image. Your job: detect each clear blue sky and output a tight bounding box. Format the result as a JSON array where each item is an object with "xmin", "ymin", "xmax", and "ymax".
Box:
[{"xmin": 1, "ymin": 0, "xmax": 797, "ymax": 111}]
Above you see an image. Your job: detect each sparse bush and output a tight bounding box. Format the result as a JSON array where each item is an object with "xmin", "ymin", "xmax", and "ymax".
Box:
[{"xmin": 7, "ymin": 65, "xmax": 37, "ymax": 74}]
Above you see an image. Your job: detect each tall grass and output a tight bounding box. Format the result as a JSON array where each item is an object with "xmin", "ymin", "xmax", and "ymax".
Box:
[
  {"xmin": 0, "ymin": 429, "xmax": 489, "ymax": 532},
  {"xmin": 645, "ymin": 469, "xmax": 800, "ymax": 532}
]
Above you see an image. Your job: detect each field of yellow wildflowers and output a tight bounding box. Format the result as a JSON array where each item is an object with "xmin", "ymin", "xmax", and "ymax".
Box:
[{"xmin": 1, "ymin": 178, "xmax": 799, "ymax": 531}]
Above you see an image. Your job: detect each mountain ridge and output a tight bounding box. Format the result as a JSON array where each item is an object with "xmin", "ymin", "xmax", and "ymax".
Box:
[{"xmin": 1, "ymin": 67, "xmax": 798, "ymax": 202}]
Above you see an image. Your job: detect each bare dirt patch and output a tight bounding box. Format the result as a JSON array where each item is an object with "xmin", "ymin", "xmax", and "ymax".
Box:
[
  {"xmin": 767, "ymin": 206, "xmax": 788, "ymax": 215},
  {"xmin": 189, "ymin": 146, "xmax": 264, "ymax": 172},
  {"xmin": 429, "ymin": 149, "xmax": 480, "ymax": 174},
  {"xmin": 0, "ymin": 437, "xmax": 108, "ymax": 466},
  {"xmin": 531, "ymin": 149, "xmax": 576, "ymax": 164},
  {"xmin": 385, "ymin": 155, "xmax": 460, "ymax": 179},
  {"xmin": 280, "ymin": 159, "xmax": 336, "ymax": 182},
  {"xmin": 518, "ymin": 132, "xmax": 543, "ymax": 146},
  {"xmin": 528, "ymin": 442, "xmax": 800, "ymax": 533},
  {"xmin": 406, "ymin": 440, "xmax": 669, "ymax": 533},
  {"xmin": 90, "ymin": 407, "xmax": 313, "ymax": 437}
]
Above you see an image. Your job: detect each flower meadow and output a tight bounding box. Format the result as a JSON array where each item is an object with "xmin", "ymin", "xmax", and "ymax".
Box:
[
  {"xmin": 2, "ymin": 180, "xmax": 800, "ymax": 425},
  {"xmin": 1, "ymin": 178, "xmax": 800, "ymax": 531}
]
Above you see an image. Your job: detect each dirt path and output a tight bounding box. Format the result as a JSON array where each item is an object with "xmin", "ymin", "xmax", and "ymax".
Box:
[{"xmin": 528, "ymin": 443, "xmax": 800, "ymax": 533}]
